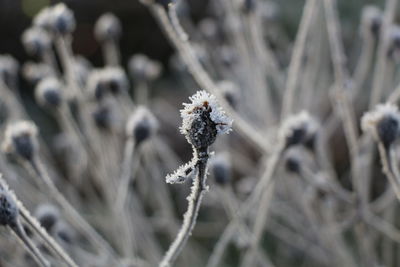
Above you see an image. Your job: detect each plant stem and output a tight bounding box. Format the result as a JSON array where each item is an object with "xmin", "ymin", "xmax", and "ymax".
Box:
[{"xmin": 159, "ymin": 148, "xmax": 209, "ymax": 267}]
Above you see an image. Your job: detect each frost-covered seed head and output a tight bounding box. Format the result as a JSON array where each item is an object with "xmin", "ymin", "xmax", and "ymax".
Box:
[
  {"xmin": 49, "ymin": 3, "xmax": 76, "ymax": 34},
  {"xmin": 362, "ymin": 103, "xmax": 400, "ymax": 148},
  {"xmin": 87, "ymin": 68, "xmax": 128, "ymax": 100},
  {"xmin": 242, "ymin": 0, "xmax": 256, "ymax": 13},
  {"xmin": 0, "ymin": 189, "xmax": 18, "ymax": 226},
  {"xmin": 198, "ymin": 18, "xmax": 219, "ymax": 41},
  {"xmin": 140, "ymin": 0, "xmax": 176, "ymax": 8},
  {"xmin": 54, "ymin": 221, "xmax": 74, "ymax": 244},
  {"xmin": 21, "ymin": 27, "xmax": 52, "ymax": 56},
  {"xmin": 210, "ymin": 153, "xmax": 231, "ymax": 185},
  {"xmin": 217, "ymin": 80, "xmax": 239, "ymax": 109},
  {"xmin": 103, "ymin": 67, "xmax": 129, "ymax": 95},
  {"xmin": 128, "ymin": 54, "xmax": 162, "ymax": 82},
  {"xmin": 92, "ymin": 105, "xmax": 112, "ymax": 130},
  {"xmin": 180, "ymin": 91, "xmax": 232, "ymax": 149},
  {"xmin": 74, "ymin": 56, "xmax": 92, "ymax": 88},
  {"xmin": 219, "ymin": 46, "xmax": 238, "ymax": 67},
  {"xmin": 3, "ymin": 121, "xmax": 39, "ymax": 161},
  {"xmin": 361, "ymin": 6, "xmax": 382, "ymax": 37},
  {"xmin": 33, "ymin": 7, "xmax": 53, "ymax": 31},
  {"xmin": 386, "ymin": 25, "xmax": 400, "ymax": 61},
  {"xmin": 0, "ymin": 55, "xmax": 19, "ymax": 87},
  {"xmin": 280, "ymin": 111, "xmax": 319, "ymax": 149},
  {"xmin": 86, "ymin": 70, "xmax": 106, "ymax": 100},
  {"xmin": 94, "ymin": 13, "xmax": 122, "ymax": 42},
  {"xmin": 35, "ymin": 77, "xmax": 63, "ymax": 108},
  {"xmin": 126, "ymin": 106, "xmax": 159, "ymax": 145},
  {"xmin": 22, "ymin": 62, "xmax": 52, "ymax": 84},
  {"xmin": 34, "ymin": 204, "xmax": 60, "ymax": 232}
]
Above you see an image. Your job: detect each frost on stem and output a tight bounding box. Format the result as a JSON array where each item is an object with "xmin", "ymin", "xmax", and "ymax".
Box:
[
  {"xmin": 166, "ymin": 158, "xmax": 196, "ymax": 184},
  {"xmin": 2, "ymin": 121, "xmax": 39, "ymax": 162},
  {"xmin": 362, "ymin": 103, "xmax": 400, "ymax": 148}
]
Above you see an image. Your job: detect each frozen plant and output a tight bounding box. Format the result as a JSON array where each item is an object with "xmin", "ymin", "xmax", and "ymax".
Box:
[{"xmin": 161, "ymin": 90, "xmax": 232, "ymax": 267}]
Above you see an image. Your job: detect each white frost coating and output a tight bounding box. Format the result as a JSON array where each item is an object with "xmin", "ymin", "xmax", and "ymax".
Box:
[
  {"xmin": 180, "ymin": 90, "xmax": 233, "ymax": 137},
  {"xmin": 35, "ymin": 77, "xmax": 63, "ymax": 106},
  {"xmin": 2, "ymin": 121, "xmax": 39, "ymax": 154},
  {"xmin": 279, "ymin": 110, "xmax": 318, "ymax": 141},
  {"xmin": 166, "ymin": 159, "xmax": 196, "ymax": 184},
  {"xmin": 126, "ymin": 106, "xmax": 159, "ymax": 137},
  {"xmin": 361, "ymin": 103, "xmax": 400, "ymax": 134}
]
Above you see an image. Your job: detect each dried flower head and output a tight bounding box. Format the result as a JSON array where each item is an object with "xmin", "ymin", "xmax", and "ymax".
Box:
[
  {"xmin": 92, "ymin": 105, "xmax": 115, "ymax": 130},
  {"xmin": 210, "ymin": 153, "xmax": 231, "ymax": 185},
  {"xmin": 280, "ymin": 111, "xmax": 318, "ymax": 149},
  {"xmin": 362, "ymin": 103, "xmax": 400, "ymax": 148},
  {"xmin": 180, "ymin": 91, "xmax": 232, "ymax": 149},
  {"xmin": 126, "ymin": 106, "xmax": 159, "ymax": 145},
  {"xmin": 34, "ymin": 204, "xmax": 60, "ymax": 232},
  {"xmin": 361, "ymin": 6, "xmax": 382, "ymax": 37},
  {"xmin": 217, "ymin": 80, "xmax": 239, "ymax": 109},
  {"xmin": 35, "ymin": 77, "xmax": 63, "ymax": 108},
  {"xmin": 140, "ymin": 0, "xmax": 176, "ymax": 8},
  {"xmin": 33, "ymin": 7, "xmax": 53, "ymax": 31},
  {"xmin": 49, "ymin": 3, "xmax": 76, "ymax": 34},
  {"xmin": 2, "ymin": 121, "xmax": 39, "ymax": 161},
  {"xmin": 103, "ymin": 67, "xmax": 129, "ymax": 95},
  {"xmin": 386, "ymin": 25, "xmax": 400, "ymax": 61},
  {"xmin": 53, "ymin": 221, "xmax": 74, "ymax": 244},
  {"xmin": 128, "ymin": 54, "xmax": 162, "ymax": 82},
  {"xmin": 87, "ymin": 67, "xmax": 128, "ymax": 100},
  {"xmin": 0, "ymin": 189, "xmax": 18, "ymax": 227},
  {"xmin": 21, "ymin": 27, "xmax": 52, "ymax": 56},
  {"xmin": 0, "ymin": 55, "xmax": 19, "ymax": 88},
  {"xmin": 94, "ymin": 13, "xmax": 122, "ymax": 42},
  {"xmin": 242, "ymin": 0, "xmax": 256, "ymax": 13}
]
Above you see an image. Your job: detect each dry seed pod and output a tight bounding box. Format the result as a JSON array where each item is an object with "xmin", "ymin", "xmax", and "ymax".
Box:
[
  {"xmin": 180, "ymin": 91, "xmax": 232, "ymax": 149},
  {"xmin": 2, "ymin": 121, "xmax": 39, "ymax": 161},
  {"xmin": 126, "ymin": 106, "xmax": 159, "ymax": 145},
  {"xmin": 362, "ymin": 103, "xmax": 400, "ymax": 148},
  {"xmin": 94, "ymin": 13, "xmax": 122, "ymax": 42},
  {"xmin": 49, "ymin": 3, "xmax": 76, "ymax": 34},
  {"xmin": 361, "ymin": 6, "xmax": 382, "ymax": 37},
  {"xmin": 280, "ymin": 111, "xmax": 319, "ymax": 150},
  {"xmin": 21, "ymin": 27, "xmax": 52, "ymax": 56},
  {"xmin": 0, "ymin": 189, "xmax": 18, "ymax": 227},
  {"xmin": 210, "ymin": 153, "xmax": 231, "ymax": 185},
  {"xmin": 35, "ymin": 77, "xmax": 63, "ymax": 108},
  {"xmin": 34, "ymin": 204, "xmax": 60, "ymax": 232}
]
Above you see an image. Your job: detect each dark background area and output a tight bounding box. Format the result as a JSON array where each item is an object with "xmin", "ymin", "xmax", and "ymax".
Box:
[{"xmin": 0, "ymin": 0, "xmax": 210, "ymax": 68}]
